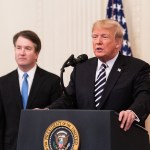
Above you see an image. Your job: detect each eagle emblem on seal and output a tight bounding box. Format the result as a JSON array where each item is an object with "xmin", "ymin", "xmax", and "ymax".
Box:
[{"xmin": 54, "ymin": 130, "xmax": 70, "ymax": 150}]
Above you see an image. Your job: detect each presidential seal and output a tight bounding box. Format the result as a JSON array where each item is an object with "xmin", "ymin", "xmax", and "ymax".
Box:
[{"xmin": 43, "ymin": 120, "xmax": 80, "ymax": 150}]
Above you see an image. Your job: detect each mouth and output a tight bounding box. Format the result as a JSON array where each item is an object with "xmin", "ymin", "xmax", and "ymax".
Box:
[
  {"xmin": 18, "ymin": 58, "xmax": 26, "ymax": 61},
  {"xmin": 96, "ymin": 47, "xmax": 103, "ymax": 51}
]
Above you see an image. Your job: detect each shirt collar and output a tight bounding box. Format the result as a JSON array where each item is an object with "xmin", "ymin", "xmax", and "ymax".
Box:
[
  {"xmin": 18, "ymin": 65, "xmax": 37, "ymax": 79},
  {"xmin": 97, "ymin": 53, "xmax": 119, "ymax": 70}
]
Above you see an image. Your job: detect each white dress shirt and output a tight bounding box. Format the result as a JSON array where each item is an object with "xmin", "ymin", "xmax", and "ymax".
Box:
[
  {"xmin": 18, "ymin": 65, "xmax": 37, "ymax": 95},
  {"xmin": 95, "ymin": 53, "xmax": 119, "ymax": 81}
]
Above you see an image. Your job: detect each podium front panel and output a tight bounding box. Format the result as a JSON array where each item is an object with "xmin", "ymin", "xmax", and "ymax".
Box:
[{"xmin": 17, "ymin": 110, "xmax": 149, "ymax": 150}]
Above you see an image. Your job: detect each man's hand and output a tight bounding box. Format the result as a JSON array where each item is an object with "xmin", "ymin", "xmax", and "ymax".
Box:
[{"xmin": 119, "ymin": 110, "xmax": 136, "ymax": 131}]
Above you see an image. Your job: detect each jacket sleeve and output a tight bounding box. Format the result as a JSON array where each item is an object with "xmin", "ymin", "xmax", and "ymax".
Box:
[
  {"xmin": 129, "ymin": 63, "xmax": 150, "ymax": 123},
  {"xmin": 0, "ymin": 87, "xmax": 4, "ymax": 149}
]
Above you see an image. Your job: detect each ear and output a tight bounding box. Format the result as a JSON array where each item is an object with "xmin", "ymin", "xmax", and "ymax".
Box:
[{"xmin": 115, "ymin": 39, "xmax": 122, "ymax": 49}]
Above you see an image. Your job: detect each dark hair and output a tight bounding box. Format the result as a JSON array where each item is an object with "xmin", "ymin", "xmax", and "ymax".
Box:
[{"xmin": 13, "ymin": 30, "xmax": 41, "ymax": 53}]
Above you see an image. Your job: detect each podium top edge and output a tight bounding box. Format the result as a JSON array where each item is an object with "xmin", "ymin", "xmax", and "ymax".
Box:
[
  {"xmin": 20, "ymin": 109, "xmax": 148, "ymax": 133},
  {"xmin": 21, "ymin": 109, "xmax": 115, "ymax": 112}
]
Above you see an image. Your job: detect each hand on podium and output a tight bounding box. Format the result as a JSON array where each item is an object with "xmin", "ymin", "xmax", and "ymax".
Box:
[{"xmin": 119, "ymin": 110, "xmax": 138, "ymax": 131}]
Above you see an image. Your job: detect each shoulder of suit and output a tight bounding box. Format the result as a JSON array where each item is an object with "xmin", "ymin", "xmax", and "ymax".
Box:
[
  {"xmin": 119, "ymin": 54, "xmax": 149, "ymax": 66},
  {"xmin": 0, "ymin": 69, "xmax": 17, "ymax": 78},
  {"xmin": 36, "ymin": 66, "xmax": 60, "ymax": 79},
  {"xmin": 0, "ymin": 69, "xmax": 18, "ymax": 85},
  {"xmin": 131, "ymin": 56, "xmax": 149, "ymax": 65}
]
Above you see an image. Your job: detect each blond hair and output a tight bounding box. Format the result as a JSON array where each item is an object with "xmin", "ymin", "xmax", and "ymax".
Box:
[{"xmin": 92, "ymin": 19, "xmax": 123, "ymax": 40}]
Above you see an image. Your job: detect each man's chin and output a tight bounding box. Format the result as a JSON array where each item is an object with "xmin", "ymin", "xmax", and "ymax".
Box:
[
  {"xmin": 18, "ymin": 64, "xmax": 29, "ymax": 69},
  {"xmin": 18, "ymin": 63, "xmax": 27, "ymax": 67},
  {"xmin": 94, "ymin": 52, "xmax": 105, "ymax": 58}
]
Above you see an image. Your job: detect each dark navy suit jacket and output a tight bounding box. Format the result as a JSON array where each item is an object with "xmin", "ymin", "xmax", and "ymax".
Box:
[
  {"xmin": 50, "ymin": 53, "xmax": 150, "ymax": 124},
  {"xmin": 0, "ymin": 66, "xmax": 62, "ymax": 150}
]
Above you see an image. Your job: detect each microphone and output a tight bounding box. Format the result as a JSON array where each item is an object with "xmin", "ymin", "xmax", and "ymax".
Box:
[
  {"xmin": 60, "ymin": 54, "xmax": 88, "ymax": 96},
  {"xmin": 65, "ymin": 54, "xmax": 88, "ymax": 67}
]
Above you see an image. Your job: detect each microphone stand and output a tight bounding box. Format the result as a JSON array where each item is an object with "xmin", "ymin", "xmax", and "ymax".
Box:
[{"xmin": 60, "ymin": 54, "xmax": 74, "ymax": 97}]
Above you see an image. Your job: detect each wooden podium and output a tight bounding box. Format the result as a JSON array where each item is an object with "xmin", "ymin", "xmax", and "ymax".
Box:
[{"xmin": 17, "ymin": 110, "xmax": 149, "ymax": 150}]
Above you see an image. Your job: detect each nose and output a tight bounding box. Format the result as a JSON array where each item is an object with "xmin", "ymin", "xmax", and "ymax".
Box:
[
  {"xmin": 96, "ymin": 36, "xmax": 103, "ymax": 44},
  {"xmin": 20, "ymin": 48, "xmax": 26, "ymax": 55}
]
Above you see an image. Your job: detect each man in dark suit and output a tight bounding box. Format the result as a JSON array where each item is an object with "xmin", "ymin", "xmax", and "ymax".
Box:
[
  {"xmin": 0, "ymin": 30, "xmax": 62, "ymax": 150},
  {"xmin": 49, "ymin": 19, "xmax": 150, "ymax": 131}
]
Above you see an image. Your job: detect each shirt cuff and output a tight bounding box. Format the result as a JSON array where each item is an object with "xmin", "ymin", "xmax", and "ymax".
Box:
[{"xmin": 129, "ymin": 110, "xmax": 140, "ymax": 122}]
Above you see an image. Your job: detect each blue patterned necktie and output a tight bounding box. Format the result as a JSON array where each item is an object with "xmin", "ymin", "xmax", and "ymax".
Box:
[
  {"xmin": 21, "ymin": 73, "xmax": 28, "ymax": 109},
  {"xmin": 94, "ymin": 63, "xmax": 107, "ymax": 109}
]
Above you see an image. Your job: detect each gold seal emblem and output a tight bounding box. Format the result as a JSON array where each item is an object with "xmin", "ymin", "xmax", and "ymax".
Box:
[{"xmin": 43, "ymin": 120, "xmax": 80, "ymax": 150}]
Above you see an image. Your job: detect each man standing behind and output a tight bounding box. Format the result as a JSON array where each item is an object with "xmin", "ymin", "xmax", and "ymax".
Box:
[{"xmin": 0, "ymin": 30, "xmax": 62, "ymax": 150}]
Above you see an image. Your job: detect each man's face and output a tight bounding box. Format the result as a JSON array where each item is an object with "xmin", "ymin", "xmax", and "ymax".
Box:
[
  {"xmin": 92, "ymin": 27, "xmax": 121, "ymax": 62},
  {"xmin": 15, "ymin": 36, "xmax": 39, "ymax": 72}
]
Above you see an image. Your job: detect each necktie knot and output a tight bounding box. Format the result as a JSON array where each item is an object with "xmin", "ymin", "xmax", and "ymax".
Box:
[
  {"xmin": 97, "ymin": 63, "xmax": 107, "ymax": 80},
  {"xmin": 101, "ymin": 63, "xmax": 107, "ymax": 69},
  {"xmin": 23, "ymin": 73, "xmax": 28, "ymax": 79}
]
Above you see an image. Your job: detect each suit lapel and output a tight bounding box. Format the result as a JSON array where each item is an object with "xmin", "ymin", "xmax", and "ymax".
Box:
[
  {"xmin": 26, "ymin": 67, "xmax": 41, "ymax": 108},
  {"xmin": 97, "ymin": 54, "xmax": 127, "ymax": 109},
  {"xmin": 12, "ymin": 70, "xmax": 23, "ymax": 109},
  {"xmin": 86, "ymin": 58, "xmax": 98, "ymax": 109}
]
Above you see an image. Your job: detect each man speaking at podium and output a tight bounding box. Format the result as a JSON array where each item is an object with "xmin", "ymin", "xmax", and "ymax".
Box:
[{"xmin": 49, "ymin": 19, "xmax": 150, "ymax": 132}]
